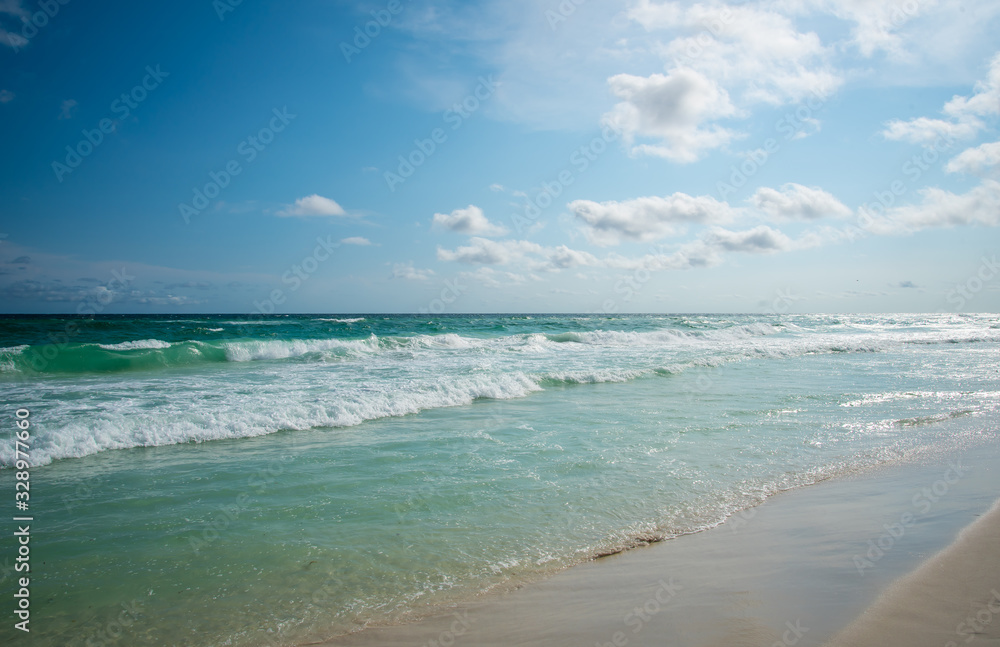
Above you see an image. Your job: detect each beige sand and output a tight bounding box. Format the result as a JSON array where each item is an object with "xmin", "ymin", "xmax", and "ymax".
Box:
[
  {"xmin": 309, "ymin": 445, "xmax": 1000, "ymax": 647},
  {"xmin": 823, "ymin": 497, "xmax": 1000, "ymax": 647}
]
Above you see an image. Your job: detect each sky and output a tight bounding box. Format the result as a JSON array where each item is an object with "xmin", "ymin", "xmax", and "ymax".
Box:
[{"xmin": 1, "ymin": 0, "xmax": 999, "ymax": 314}]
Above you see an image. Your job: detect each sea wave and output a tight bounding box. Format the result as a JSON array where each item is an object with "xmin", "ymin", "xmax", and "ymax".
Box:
[
  {"xmin": 97, "ymin": 339, "xmax": 173, "ymax": 351},
  {"xmin": 2, "ymin": 321, "xmax": 999, "ymax": 377},
  {"xmin": 0, "ymin": 371, "xmax": 545, "ymax": 467}
]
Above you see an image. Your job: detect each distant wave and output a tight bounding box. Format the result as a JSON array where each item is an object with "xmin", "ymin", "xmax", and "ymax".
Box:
[
  {"xmin": 97, "ymin": 339, "xmax": 173, "ymax": 351},
  {"xmin": 4, "ymin": 323, "xmax": 1000, "ymax": 377}
]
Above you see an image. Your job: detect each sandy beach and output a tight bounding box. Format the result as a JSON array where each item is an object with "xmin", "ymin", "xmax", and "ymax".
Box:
[{"xmin": 313, "ymin": 439, "xmax": 1000, "ymax": 647}]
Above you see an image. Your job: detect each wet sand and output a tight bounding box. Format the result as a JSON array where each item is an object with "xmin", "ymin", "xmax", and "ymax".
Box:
[{"xmin": 311, "ymin": 440, "xmax": 1000, "ymax": 647}]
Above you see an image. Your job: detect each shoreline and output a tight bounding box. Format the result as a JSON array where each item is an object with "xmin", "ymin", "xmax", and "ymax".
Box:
[
  {"xmin": 824, "ymin": 495, "xmax": 1000, "ymax": 647},
  {"xmin": 310, "ymin": 437, "xmax": 1000, "ymax": 646}
]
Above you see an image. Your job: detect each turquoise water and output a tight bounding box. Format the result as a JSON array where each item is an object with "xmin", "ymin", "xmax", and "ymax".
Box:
[{"xmin": 1, "ymin": 314, "xmax": 999, "ymax": 646}]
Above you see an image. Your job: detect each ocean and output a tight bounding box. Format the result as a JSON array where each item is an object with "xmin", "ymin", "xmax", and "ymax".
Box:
[{"xmin": 1, "ymin": 313, "xmax": 998, "ymax": 646}]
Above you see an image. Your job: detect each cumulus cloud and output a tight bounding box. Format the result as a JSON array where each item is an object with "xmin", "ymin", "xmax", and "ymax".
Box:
[
  {"xmin": 945, "ymin": 140, "xmax": 1000, "ymax": 176},
  {"xmin": 432, "ymin": 205, "xmax": 508, "ymax": 236},
  {"xmin": 702, "ymin": 225, "xmax": 795, "ymax": 253},
  {"xmin": 0, "ymin": 89, "xmax": 13, "ymax": 103},
  {"xmin": 391, "ymin": 263, "xmax": 434, "ymax": 281},
  {"xmin": 656, "ymin": 3, "xmax": 841, "ymax": 105},
  {"xmin": 603, "ymin": 68, "xmax": 739, "ymax": 163},
  {"xmin": 751, "ymin": 183, "xmax": 852, "ymax": 221},
  {"xmin": 569, "ymin": 192, "xmax": 737, "ymax": 246},
  {"xmin": 437, "ymin": 223, "xmax": 815, "ymax": 275},
  {"xmin": 341, "ymin": 237, "xmax": 372, "ymax": 246},
  {"xmin": 436, "ymin": 237, "xmax": 600, "ymax": 272},
  {"xmin": 943, "ymin": 52, "xmax": 1000, "ymax": 119},
  {"xmin": 882, "ymin": 52, "xmax": 1000, "ymax": 145},
  {"xmin": 278, "ymin": 194, "xmax": 347, "ymax": 218},
  {"xmin": 609, "ymin": 2, "xmax": 843, "ymax": 161}
]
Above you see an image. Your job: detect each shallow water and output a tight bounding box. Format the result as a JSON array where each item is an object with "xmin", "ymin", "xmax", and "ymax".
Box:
[{"xmin": 1, "ymin": 313, "xmax": 998, "ymax": 645}]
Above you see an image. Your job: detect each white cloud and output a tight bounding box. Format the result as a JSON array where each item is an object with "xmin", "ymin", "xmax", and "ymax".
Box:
[
  {"xmin": 0, "ymin": 89, "xmax": 14, "ymax": 103},
  {"xmin": 805, "ymin": 0, "xmax": 938, "ymax": 59},
  {"xmin": 656, "ymin": 3, "xmax": 842, "ymax": 105},
  {"xmin": 882, "ymin": 52, "xmax": 1000, "ymax": 145},
  {"xmin": 569, "ymin": 192, "xmax": 737, "ymax": 246},
  {"xmin": 432, "ymin": 205, "xmax": 508, "ymax": 236},
  {"xmin": 751, "ymin": 183, "xmax": 852, "ymax": 220},
  {"xmin": 0, "ymin": 0, "xmax": 27, "ymax": 49},
  {"xmin": 437, "ymin": 222, "xmax": 814, "ymax": 275},
  {"xmin": 391, "ymin": 263, "xmax": 435, "ymax": 281},
  {"xmin": 460, "ymin": 267, "xmax": 528, "ymax": 289},
  {"xmin": 436, "ymin": 237, "xmax": 601, "ymax": 271},
  {"xmin": 0, "ymin": 0, "xmax": 26, "ymax": 18},
  {"xmin": 942, "ymin": 52, "xmax": 1000, "ymax": 119},
  {"xmin": 603, "ymin": 68, "xmax": 739, "ymax": 163},
  {"xmin": 881, "ymin": 117, "xmax": 981, "ymax": 146},
  {"xmin": 702, "ymin": 225, "xmax": 795, "ymax": 253},
  {"xmin": 863, "ymin": 179, "xmax": 1000, "ymax": 234},
  {"xmin": 437, "ymin": 237, "xmax": 541, "ymax": 265},
  {"xmin": 607, "ymin": 2, "xmax": 842, "ymax": 161},
  {"xmin": 946, "ymin": 140, "xmax": 1000, "ymax": 176},
  {"xmin": 341, "ymin": 237, "xmax": 372, "ymax": 246},
  {"xmin": 278, "ymin": 194, "xmax": 347, "ymax": 218}
]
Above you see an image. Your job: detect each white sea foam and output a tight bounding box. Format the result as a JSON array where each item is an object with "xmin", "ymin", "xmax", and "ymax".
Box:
[
  {"xmin": 221, "ymin": 336, "xmax": 382, "ymax": 361},
  {"xmin": 5, "ymin": 314, "xmax": 1000, "ymax": 466},
  {"xmin": 0, "ymin": 345, "xmax": 29, "ymax": 373},
  {"xmin": 97, "ymin": 339, "xmax": 173, "ymax": 351},
  {"xmin": 2, "ymin": 370, "xmax": 545, "ymax": 467}
]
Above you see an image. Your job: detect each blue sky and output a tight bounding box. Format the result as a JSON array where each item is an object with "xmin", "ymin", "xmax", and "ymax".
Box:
[{"xmin": 1, "ymin": 0, "xmax": 999, "ymax": 314}]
